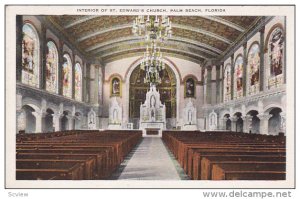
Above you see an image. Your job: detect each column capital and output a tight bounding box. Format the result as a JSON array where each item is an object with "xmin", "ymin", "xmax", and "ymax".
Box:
[
  {"xmin": 230, "ymin": 116, "xmax": 238, "ymax": 122},
  {"xmin": 257, "ymin": 113, "xmax": 272, "ymax": 120}
]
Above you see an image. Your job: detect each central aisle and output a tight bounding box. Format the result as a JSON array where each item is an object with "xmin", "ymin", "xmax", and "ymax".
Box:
[{"xmin": 112, "ymin": 137, "xmax": 185, "ymax": 180}]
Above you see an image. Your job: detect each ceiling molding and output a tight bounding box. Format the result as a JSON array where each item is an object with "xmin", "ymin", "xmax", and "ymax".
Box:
[
  {"xmin": 76, "ymin": 22, "xmax": 232, "ymax": 44},
  {"xmin": 100, "ymin": 46, "xmax": 209, "ymax": 60},
  {"xmin": 92, "ymin": 39, "xmax": 219, "ymax": 57},
  {"xmin": 102, "ymin": 52, "xmax": 202, "ymax": 65},
  {"xmin": 86, "ymin": 35, "xmax": 223, "ymax": 55},
  {"xmin": 64, "ymin": 16, "xmax": 99, "ymax": 28},
  {"xmin": 201, "ymin": 16, "xmax": 245, "ymax": 32}
]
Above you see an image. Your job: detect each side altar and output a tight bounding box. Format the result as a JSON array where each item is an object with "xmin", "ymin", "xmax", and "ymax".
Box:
[{"xmin": 139, "ymin": 84, "xmax": 166, "ymax": 137}]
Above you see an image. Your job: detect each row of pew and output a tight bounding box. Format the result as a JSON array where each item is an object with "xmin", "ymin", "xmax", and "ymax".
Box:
[
  {"xmin": 16, "ymin": 130, "xmax": 142, "ymax": 180},
  {"xmin": 162, "ymin": 130, "xmax": 286, "ymax": 180}
]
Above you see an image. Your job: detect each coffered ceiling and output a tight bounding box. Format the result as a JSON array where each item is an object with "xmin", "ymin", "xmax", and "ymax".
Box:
[{"xmin": 48, "ymin": 15, "xmax": 261, "ymax": 64}]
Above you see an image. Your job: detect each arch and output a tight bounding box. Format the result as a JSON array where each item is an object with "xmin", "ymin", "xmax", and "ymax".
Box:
[
  {"xmin": 182, "ymin": 74, "xmax": 199, "ymax": 84},
  {"xmin": 21, "ymin": 98, "xmax": 41, "ymax": 113},
  {"xmin": 264, "ymin": 23, "xmax": 284, "ymax": 52},
  {"xmin": 107, "ymin": 73, "xmax": 123, "ymax": 83},
  {"xmin": 268, "ymin": 107, "xmax": 282, "ymax": 135},
  {"xmin": 263, "ymin": 104, "xmax": 283, "ymax": 114},
  {"xmin": 247, "ymin": 110, "xmax": 260, "ymax": 134},
  {"xmin": 62, "ymin": 53, "xmax": 73, "ymax": 98},
  {"xmin": 245, "ymin": 105, "xmax": 259, "ymax": 114},
  {"xmin": 43, "ymin": 108, "xmax": 54, "ymax": 132},
  {"xmin": 21, "ymin": 104, "xmax": 38, "ymax": 133},
  {"xmin": 22, "ymin": 22, "xmax": 40, "ymax": 88},
  {"xmin": 234, "ymin": 112, "xmax": 243, "ymax": 133},
  {"xmin": 45, "ymin": 40, "xmax": 59, "ymax": 93},
  {"xmin": 124, "ymin": 57, "xmax": 181, "ymax": 122},
  {"xmin": 74, "ymin": 62, "xmax": 82, "ymax": 101}
]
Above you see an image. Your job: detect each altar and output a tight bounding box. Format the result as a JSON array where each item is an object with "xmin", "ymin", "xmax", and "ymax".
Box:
[{"xmin": 139, "ymin": 84, "xmax": 166, "ymax": 137}]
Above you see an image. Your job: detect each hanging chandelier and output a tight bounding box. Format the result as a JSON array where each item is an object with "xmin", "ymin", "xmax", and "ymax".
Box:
[
  {"xmin": 132, "ymin": 15, "xmax": 172, "ymax": 43},
  {"xmin": 140, "ymin": 41, "xmax": 165, "ymax": 85},
  {"xmin": 132, "ymin": 15, "xmax": 172, "ymax": 85}
]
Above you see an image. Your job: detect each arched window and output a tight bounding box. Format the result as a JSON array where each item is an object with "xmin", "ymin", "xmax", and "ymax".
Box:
[
  {"xmin": 98, "ymin": 71, "xmax": 103, "ymax": 105},
  {"xmin": 111, "ymin": 77, "xmax": 121, "ymax": 97},
  {"xmin": 184, "ymin": 77, "xmax": 195, "ymax": 98},
  {"xmin": 247, "ymin": 43, "xmax": 260, "ymax": 95},
  {"xmin": 45, "ymin": 41, "xmax": 58, "ymax": 93},
  {"xmin": 74, "ymin": 63, "xmax": 82, "ymax": 101},
  {"xmin": 22, "ymin": 23, "xmax": 40, "ymax": 87},
  {"xmin": 223, "ymin": 64, "xmax": 231, "ymax": 102},
  {"xmin": 268, "ymin": 27, "xmax": 284, "ymax": 88},
  {"xmin": 62, "ymin": 54, "xmax": 72, "ymax": 98},
  {"xmin": 269, "ymin": 28, "xmax": 284, "ymax": 77},
  {"xmin": 234, "ymin": 56, "xmax": 243, "ymax": 99}
]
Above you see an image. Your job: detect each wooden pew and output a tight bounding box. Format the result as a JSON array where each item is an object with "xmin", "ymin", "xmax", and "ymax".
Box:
[
  {"xmin": 162, "ymin": 131, "xmax": 286, "ymax": 181},
  {"xmin": 211, "ymin": 162, "xmax": 286, "ymax": 180},
  {"xmin": 200, "ymin": 156, "xmax": 286, "ymax": 180},
  {"xmin": 16, "ymin": 161, "xmax": 84, "ymax": 180}
]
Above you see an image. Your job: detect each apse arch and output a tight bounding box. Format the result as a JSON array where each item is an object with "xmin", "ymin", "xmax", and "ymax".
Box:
[{"xmin": 124, "ymin": 57, "xmax": 181, "ymax": 123}]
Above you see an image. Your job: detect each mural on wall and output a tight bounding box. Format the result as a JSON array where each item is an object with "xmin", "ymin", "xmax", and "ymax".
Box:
[
  {"xmin": 223, "ymin": 64, "xmax": 231, "ymax": 102},
  {"xmin": 62, "ymin": 54, "xmax": 72, "ymax": 98},
  {"xmin": 22, "ymin": 23, "xmax": 39, "ymax": 87},
  {"xmin": 269, "ymin": 27, "xmax": 284, "ymax": 77},
  {"xmin": 45, "ymin": 41, "xmax": 58, "ymax": 93},
  {"xmin": 234, "ymin": 56, "xmax": 243, "ymax": 98},
  {"xmin": 248, "ymin": 43, "xmax": 260, "ymax": 95},
  {"xmin": 111, "ymin": 77, "xmax": 121, "ymax": 97},
  {"xmin": 184, "ymin": 78, "xmax": 195, "ymax": 98},
  {"xmin": 74, "ymin": 63, "xmax": 82, "ymax": 101}
]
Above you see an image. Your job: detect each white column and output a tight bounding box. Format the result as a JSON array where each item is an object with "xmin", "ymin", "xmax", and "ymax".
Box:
[
  {"xmin": 280, "ymin": 112, "xmax": 286, "ymax": 134},
  {"xmin": 257, "ymin": 114, "xmax": 273, "ymax": 135},
  {"xmin": 67, "ymin": 116, "xmax": 75, "ymax": 130},
  {"xmin": 219, "ymin": 118, "xmax": 225, "ymax": 130},
  {"xmin": 242, "ymin": 115, "xmax": 253, "ymax": 133},
  {"xmin": 16, "ymin": 109, "xmax": 26, "ymax": 133},
  {"xmin": 53, "ymin": 113, "xmax": 62, "ymax": 131},
  {"xmin": 32, "ymin": 111, "xmax": 43, "ymax": 133},
  {"xmin": 230, "ymin": 116, "xmax": 237, "ymax": 132}
]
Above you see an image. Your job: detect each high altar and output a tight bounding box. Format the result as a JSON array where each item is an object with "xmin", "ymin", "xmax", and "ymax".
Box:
[{"xmin": 140, "ymin": 84, "xmax": 166, "ymax": 137}]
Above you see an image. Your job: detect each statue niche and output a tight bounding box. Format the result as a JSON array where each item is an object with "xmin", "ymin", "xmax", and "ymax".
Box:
[
  {"xmin": 182, "ymin": 98, "xmax": 197, "ymax": 130},
  {"xmin": 108, "ymin": 97, "xmax": 122, "ymax": 129}
]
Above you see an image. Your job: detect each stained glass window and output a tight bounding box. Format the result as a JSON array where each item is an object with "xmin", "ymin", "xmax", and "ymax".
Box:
[
  {"xmin": 185, "ymin": 78, "xmax": 195, "ymax": 98},
  {"xmin": 74, "ymin": 63, "xmax": 82, "ymax": 101},
  {"xmin": 247, "ymin": 43, "xmax": 260, "ymax": 95},
  {"xmin": 22, "ymin": 23, "xmax": 40, "ymax": 87},
  {"xmin": 234, "ymin": 56, "xmax": 243, "ymax": 99},
  {"xmin": 223, "ymin": 64, "xmax": 231, "ymax": 102},
  {"xmin": 45, "ymin": 41, "xmax": 58, "ymax": 93},
  {"xmin": 62, "ymin": 54, "xmax": 72, "ymax": 98},
  {"xmin": 268, "ymin": 27, "xmax": 284, "ymax": 88}
]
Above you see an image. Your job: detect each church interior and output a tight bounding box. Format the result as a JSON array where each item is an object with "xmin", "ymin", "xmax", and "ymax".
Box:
[{"xmin": 15, "ymin": 15, "xmax": 287, "ymax": 181}]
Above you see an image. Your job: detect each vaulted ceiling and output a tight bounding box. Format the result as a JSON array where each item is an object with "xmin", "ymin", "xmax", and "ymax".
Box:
[{"xmin": 48, "ymin": 15, "xmax": 261, "ymax": 64}]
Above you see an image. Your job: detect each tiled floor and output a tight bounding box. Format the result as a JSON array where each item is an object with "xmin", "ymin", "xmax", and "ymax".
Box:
[{"xmin": 110, "ymin": 137, "xmax": 189, "ymax": 180}]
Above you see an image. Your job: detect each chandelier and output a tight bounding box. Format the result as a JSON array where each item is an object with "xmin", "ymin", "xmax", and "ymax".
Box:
[
  {"xmin": 140, "ymin": 42, "xmax": 165, "ymax": 85},
  {"xmin": 132, "ymin": 15, "xmax": 172, "ymax": 85},
  {"xmin": 132, "ymin": 15, "xmax": 172, "ymax": 43}
]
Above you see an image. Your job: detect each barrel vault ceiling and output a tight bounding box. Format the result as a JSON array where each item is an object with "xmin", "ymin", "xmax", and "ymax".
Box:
[{"xmin": 48, "ymin": 15, "xmax": 261, "ymax": 64}]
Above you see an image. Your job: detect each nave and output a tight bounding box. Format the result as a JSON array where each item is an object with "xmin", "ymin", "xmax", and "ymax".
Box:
[
  {"xmin": 16, "ymin": 130, "xmax": 285, "ymax": 181},
  {"xmin": 110, "ymin": 137, "xmax": 188, "ymax": 180}
]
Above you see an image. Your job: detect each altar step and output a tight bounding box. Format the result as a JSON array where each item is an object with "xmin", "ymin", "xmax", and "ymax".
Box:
[{"xmin": 110, "ymin": 137, "xmax": 189, "ymax": 180}]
